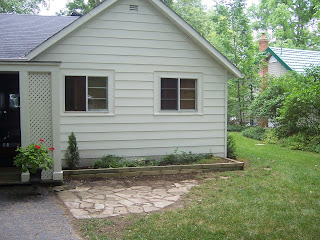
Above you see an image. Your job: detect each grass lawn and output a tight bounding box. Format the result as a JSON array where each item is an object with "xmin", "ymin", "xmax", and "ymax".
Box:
[{"xmin": 77, "ymin": 133, "xmax": 320, "ymax": 239}]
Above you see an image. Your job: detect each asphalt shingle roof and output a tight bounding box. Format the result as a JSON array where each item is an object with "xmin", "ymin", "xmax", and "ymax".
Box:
[
  {"xmin": 269, "ymin": 47, "xmax": 320, "ymax": 73},
  {"xmin": 0, "ymin": 14, "xmax": 79, "ymax": 59}
]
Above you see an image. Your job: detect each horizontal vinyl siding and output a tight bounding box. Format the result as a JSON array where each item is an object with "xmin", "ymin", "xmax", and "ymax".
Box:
[
  {"xmin": 76, "ymin": 146, "xmax": 225, "ymax": 160},
  {"xmin": 35, "ymin": 0, "xmax": 228, "ymax": 161},
  {"xmin": 269, "ymin": 61, "xmax": 288, "ymax": 77}
]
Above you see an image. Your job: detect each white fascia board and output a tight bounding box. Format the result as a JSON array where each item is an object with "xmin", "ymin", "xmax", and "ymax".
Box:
[
  {"xmin": 0, "ymin": 61, "xmax": 61, "ymax": 66},
  {"xmin": 26, "ymin": 0, "xmax": 118, "ymax": 60},
  {"xmin": 0, "ymin": 58, "xmax": 28, "ymax": 61},
  {"xmin": 148, "ymin": 0, "xmax": 243, "ymax": 79}
]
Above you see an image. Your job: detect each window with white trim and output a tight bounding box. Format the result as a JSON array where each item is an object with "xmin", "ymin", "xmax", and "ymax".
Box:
[
  {"xmin": 161, "ymin": 78, "xmax": 196, "ymax": 110},
  {"xmin": 65, "ymin": 76, "xmax": 108, "ymax": 112}
]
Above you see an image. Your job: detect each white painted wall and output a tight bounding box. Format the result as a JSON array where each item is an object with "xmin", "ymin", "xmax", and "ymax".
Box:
[
  {"xmin": 268, "ymin": 58, "xmax": 288, "ymax": 77},
  {"xmin": 34, "ymin": 0, "xmax": 228, "ymax": 165}
]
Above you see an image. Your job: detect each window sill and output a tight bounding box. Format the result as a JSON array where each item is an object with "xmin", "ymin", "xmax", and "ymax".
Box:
[
  {"xmin": 61, "ymin": 111, "xmax": 115, "ymax": 117},
  {"xmin": 154, "ymin": 112, "xmax": 203, "ymax": 116}
]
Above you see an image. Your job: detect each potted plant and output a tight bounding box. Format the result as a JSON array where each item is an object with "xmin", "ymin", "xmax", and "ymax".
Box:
[{"xmin": 13, "ymin": 139, "xmax": 55, "ymax": 185}]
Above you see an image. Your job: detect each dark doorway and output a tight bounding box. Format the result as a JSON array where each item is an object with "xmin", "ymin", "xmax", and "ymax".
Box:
[{"xmin": 0, "ymin": 72, "xmax": 21, "ymax": 167}]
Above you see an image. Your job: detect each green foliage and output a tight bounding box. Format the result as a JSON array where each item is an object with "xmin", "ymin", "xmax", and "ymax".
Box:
[
  {"xmin": 58, "ymin": 0, "xmax": 101, "ymax": 15},
  {"xmin": 250, "ymin": 73, "xmax": 292, "ymax": 124},
  {"xmin": 93, "ymin": 155, "xmax": 158, "ymax": 168},
  {"xmin": 265, "ymin": 129, "xmax": 320, "ymax": 154},
  {"xmin": 160, "ymin": 149, "xmax": 213, "ymax": 165},
  {"xmin": 279, "ymin": 133, "xmax": 320, "ymax": 153},
  {"xmin": 171, "ymin": 0, "xmax": 213, "ymax": 40},
  {"xmin": 13, "ymin": 139, "xmax": 54, "ymax": 173},
  {"xmin": 264, "ymin": 129, "xmax": 279, "ymax": 144},
  {"xmin": 241, "ymin": 127, "xmax": 266, "ymax": 140},
  {"xmin": 252, "ymin": 66, "xmax": 320, "ymax": 138},
  {"xmin": 250, "ymin": 0, "xmax": 319, "ymax": 49},
  {"xmin": 227, "ymin": 124, "xmax": 247, "ymax": 132},
  {"xmin": 118, "ymin": 133, "xmax": 320, "ymax": 240},
  {"xmin": 227, "ymin": 133, "xmax": 237, "ymax": 159},
  {"xmin": 65, "ymin": 132, "xmax": 80, "ymax": 169},
  {"xmin": 161, "ymin": 0, "xmax": 173, "ymax": 7},
  {"xmin": 93, "ymin": 155, "xmax": 123, "ymax": 168},
  {"xmin": 93, "ymin": 150, "xmax": 215, "ymax": 168},
  {"xmin": 211, "ymin": 0, "xmax": 262, "ymax": 125},
  {"xmin": 0, "ymin": 0, "xmax": 46, "ymax": 14}
]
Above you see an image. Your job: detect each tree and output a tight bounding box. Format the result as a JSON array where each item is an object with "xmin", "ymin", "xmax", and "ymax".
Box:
[
  {"xmin": 161, "ymin": 0, "xmax": 173, "ymax": 7},
  {"xmin": 59, "ymin": 0, "xmax": 102, "ymax": 16},
  {"xmin": 250, "ymin": 0, "xmax": 319, "ymax": 49},
  {"xmin": 65, "ymin": 132, "xmax": 80, "ymax": 169},
  {"xmin": 211, "ymin": 0, "xmax": 260, "ymax": 125},
  {"xmin": 251, "ymin": 66, "xmax": 320, "ymax": 137},
  {"xmin": 0, "ymin": 0, "xmax": 47, "ymax": 14},
  {"xmin": 171, "ymin": 0, "xmax": 214, "ymax": 40}
]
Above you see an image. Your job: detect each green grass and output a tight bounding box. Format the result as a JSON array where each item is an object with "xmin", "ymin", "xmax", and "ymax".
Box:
[
  {"xmin": 78, "ymin": 133, "xmax": 320, "ymax": 239},
  {"xmin": 77, "ymin": 219, "xmax": 114, "ymax": 240}
]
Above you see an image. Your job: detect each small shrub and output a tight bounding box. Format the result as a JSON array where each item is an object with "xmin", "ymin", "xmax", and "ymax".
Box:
[
  {"xmin": 227, "ymin": 133, "xmax": 237, "ymax": 159},
  {"xmin": 65, "ymin": 132, "xmax": 80, "ymax": 169},
  {"xmin": 279, "ymin": 133, "xmax": 320, "ymax": 153},
  {"xmin": 228, "ymin": 125, "xmax": 247, "ymax": 132},
  {"xmin": 93, "ymin": 155, "xmax": 123, "ymax": 168},
  {"xmin": 160, "ymin": 149, "xmax": 212, "ymax": 165},
  {"xmin": 242, "ymin": 127, "xmax": 266, "ymax": 140},
  {"xmin": 264, "ymin": 129, "xmax": 278, "ymax": 144}
]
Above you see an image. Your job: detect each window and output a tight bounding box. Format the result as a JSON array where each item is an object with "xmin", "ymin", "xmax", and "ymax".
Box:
[
  {"xmin": 161, "ymin": 78, "xmax": 196, "ymax": 111},
  {"xmin": 65, "ymin": 76, "xmax": 108, "ymax": 112}
]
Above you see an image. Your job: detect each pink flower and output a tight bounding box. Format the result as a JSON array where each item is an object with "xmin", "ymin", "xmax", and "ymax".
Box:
[
  {"xmin": 39, "ymin": 139, "xmax": 44, "ymax": 142},
  {"xmin": 49, "ymin": 147, "xmax": 55, "ymax": 151},
  {"xmin": 35, "ymin": 145, "xmax": 41, "ymax": 149}
]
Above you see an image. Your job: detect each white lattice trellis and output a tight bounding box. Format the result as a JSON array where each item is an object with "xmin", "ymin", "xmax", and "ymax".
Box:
[{"xmin": 28, "ymin": 72, "xmax": 53, "ymax": 180}]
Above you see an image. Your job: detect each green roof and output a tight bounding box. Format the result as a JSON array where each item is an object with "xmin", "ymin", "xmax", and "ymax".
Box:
[{"xmin": 265, "ymin": 47, "xmax": 320, "ymax": 73}]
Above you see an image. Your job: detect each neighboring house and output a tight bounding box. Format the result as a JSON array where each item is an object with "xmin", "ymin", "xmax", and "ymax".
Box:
[
  {"xmin": 259, "ymin": 35, "xmax": 320, "ymax": 77},
  {"xmin": 0, "ymin": 0, "xmax": 242, "ymax": 182}
]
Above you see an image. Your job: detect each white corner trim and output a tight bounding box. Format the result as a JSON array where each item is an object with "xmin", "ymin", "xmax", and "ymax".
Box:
[
  {"xmin": 21, "ymin": 172, "xmax": 30, "ymax": 182},
  {"xmin": 53, "ymin": 171, "xmax": 63, "ymax": 181}
]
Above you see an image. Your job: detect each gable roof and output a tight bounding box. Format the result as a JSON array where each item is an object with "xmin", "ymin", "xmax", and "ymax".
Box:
[
  {"xmin": 266, "ymin": 47, "xmax": 320, "ymax": 73},
  {"xmin": 0, "ymin": 14, "xmax": 78, "ymax": 59},
  {"xmin": 0, "ymin": 0, "xmax": 242, "ymax": 78}
]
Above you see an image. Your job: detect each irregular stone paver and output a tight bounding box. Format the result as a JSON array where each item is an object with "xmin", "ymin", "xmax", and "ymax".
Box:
[{"xmin": 57, "ymin": 178, "xmax": 198, "ymax": 219}]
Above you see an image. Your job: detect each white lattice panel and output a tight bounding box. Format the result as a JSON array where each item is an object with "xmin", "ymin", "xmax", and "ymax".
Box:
[{"xmin": 28, "ymin": 72, "xmax": 53, "ymax": 180}]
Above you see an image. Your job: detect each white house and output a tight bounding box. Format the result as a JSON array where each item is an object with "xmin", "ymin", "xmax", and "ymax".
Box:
[
  {"xmin": 259, "ymin": 35, "xmax": 320, "ymax": 77},
  {"xmin": 0, "ymin": 0, "xmax": 242, "ymax": 182}
]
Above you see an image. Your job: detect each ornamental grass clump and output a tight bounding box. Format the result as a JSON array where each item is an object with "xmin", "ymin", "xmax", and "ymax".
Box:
[{"xmin": 13, "ymin": 139, "xmax": 54, "ymax": 173}]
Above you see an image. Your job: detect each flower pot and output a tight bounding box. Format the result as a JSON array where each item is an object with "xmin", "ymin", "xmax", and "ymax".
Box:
[
  {"xmin": 28, "ymin": 167, "xmax": 42, "ymax": 195},
  {"xmin": 28, "ymin": 167, "xmax": 43, "ymax": 184}
]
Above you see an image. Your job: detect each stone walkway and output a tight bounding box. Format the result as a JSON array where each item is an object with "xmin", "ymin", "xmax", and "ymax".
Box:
[{"xmin": 57, "ymin": 178, "xmax": 198, "ymax": 219}]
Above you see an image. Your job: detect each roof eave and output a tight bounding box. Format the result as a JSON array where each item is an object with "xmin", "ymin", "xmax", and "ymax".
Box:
[
  {"xmin": 148, "ymin": 0, "xmax": 243, "ymax": 78},
  {"xmin": 25, "ymin": 0, "xmax": 242, "ymax": 78},
  {"xmin": 265, "ymin": 47, "xmax": 292, "ymax": 71},
  {"xmin": 25, "ymin": 0, "xmax": 118, "ymax": 60},
  {"xmin": 0, "ymin": 58, "xmax": 28, "ymax": 61}
]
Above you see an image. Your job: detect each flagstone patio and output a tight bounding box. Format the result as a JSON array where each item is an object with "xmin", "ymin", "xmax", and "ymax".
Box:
[{"xmin": 57, "ymin": 178, "xmax": 198, "ymax": 219}]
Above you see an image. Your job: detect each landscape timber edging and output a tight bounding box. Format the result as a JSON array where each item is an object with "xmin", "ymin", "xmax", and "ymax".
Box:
[{"xmin": 63, "ymin": 158, "xmax": 244, "ymax": 178}]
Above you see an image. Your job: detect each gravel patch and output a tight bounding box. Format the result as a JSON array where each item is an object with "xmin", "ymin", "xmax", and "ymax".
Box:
[{"xmin": 0, "ymin": 185, "xmax": 81, "ymax": 240}]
